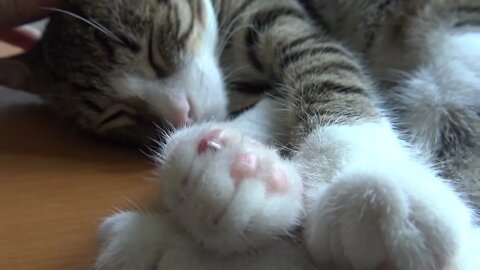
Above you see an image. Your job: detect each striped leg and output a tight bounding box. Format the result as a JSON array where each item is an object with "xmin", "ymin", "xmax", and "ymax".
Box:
[{"xmin": 223, "ymin": 1, "xmax": 479, "ymax": 269}]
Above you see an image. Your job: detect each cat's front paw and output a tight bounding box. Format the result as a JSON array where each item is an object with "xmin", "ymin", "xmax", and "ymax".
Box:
[
  {"xmin": 158, "ymin": 123, "xmax": 303, "ymax": 252},
  {"xmin": 305, "ymin": 168, "xmax": 477, "ymax": 270},
  {"xmin": 95, "ymin": 211, "xmax": 171, "ymax": 270}
]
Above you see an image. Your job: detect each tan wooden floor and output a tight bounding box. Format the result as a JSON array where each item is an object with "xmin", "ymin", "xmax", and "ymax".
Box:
[{"xmin": 0, "ymin": 42, "xmax": 157, "ymax": 269}]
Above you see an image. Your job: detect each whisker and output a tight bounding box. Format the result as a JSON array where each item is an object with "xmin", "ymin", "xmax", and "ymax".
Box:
[{"xmin": 40, "ymin": 7, "xmax": 127, "ymax": 46}]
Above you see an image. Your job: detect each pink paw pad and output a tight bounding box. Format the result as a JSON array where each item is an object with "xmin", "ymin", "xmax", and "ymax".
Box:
[
  {"xmin": 267, "ymin": 168, "xmax": 289, "ymax": 194},
  {"xmin": 231, "ymin": 152, "xmax": 259, "ymax": 182},
  {"xmin": 197, "ymin": 129, "xmax": 226, "ymax": 155}
]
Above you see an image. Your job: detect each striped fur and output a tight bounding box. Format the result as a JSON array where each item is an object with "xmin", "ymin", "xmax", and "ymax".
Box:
[
  {"xmin": 93, "ymin": 0, "xmax": 480, "ymax": 267},
  {"xmin": 1, "ymin": 0, "xmax": 475, "ymax": 269},
  {"xmin": 0, "ymin": 0, "xmax": 477, "ymax": 224}
]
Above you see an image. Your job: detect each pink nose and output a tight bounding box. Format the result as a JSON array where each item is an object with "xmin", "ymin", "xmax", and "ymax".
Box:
[{"xmin": 170, "ymin": 99, "xmax": 194, "ymax": 127}]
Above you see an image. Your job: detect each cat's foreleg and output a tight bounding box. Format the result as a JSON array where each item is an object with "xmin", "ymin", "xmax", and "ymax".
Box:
[
  {"xmin": 95, "ymin": 211, "xmax": 176, "ymax": 270},
  {"xmin": 299, "ymin": 121, "xmax": 479, "ymax": 270}
]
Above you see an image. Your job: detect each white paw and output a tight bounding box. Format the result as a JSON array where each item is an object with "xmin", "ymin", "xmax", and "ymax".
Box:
[
  {"xmin": 305, "ymin": 168, "xmax": 476, "ymax": 270},
  {"xmin": 158, "ymin": 123, "xmax": 304, "ymax": 252},
  {"xmin": 95, "ymin": 211, "xmax": 171, "ymax": 270}
]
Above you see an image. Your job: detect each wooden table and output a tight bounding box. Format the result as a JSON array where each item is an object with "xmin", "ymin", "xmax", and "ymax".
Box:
[{"xmin": 0, "ymin": 43, "xmax": 157, "ymax": 269}]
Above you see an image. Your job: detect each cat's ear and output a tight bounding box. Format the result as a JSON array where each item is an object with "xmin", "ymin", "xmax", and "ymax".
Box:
[{"xmin": 0, "ymin": 46, "xmax": 47, "ymax": 94}]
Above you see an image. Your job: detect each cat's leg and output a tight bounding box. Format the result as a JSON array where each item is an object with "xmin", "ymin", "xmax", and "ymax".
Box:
[
  {"xmin": 381, "ymin": 5, "xmax": 480, "ymax": 209},
  {"xmin": 157, "ymin": 101, "xmax": 304, "ymax": 253},
  {"xmin": 95, "ymin": 208, "xmax": 315, "ymax": 270},
  {"xmin": 95, "ymin": 211, "xmax": 177, "ymax": 270},
  {"xmin": 157, "ymin": 239, "xmax": 315, "ymax": 270},
  {"xmin": 220, "ymin": 2, "xmax": 480, "ymax": 268},
  {"xmin": 298, "ymin": 121, "xmax": 479, "ymax": 270}
]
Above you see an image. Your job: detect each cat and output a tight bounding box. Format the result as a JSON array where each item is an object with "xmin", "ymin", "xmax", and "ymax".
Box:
[
  {"xmin": 0, "ymin": 0, "xmax": 478, "ymax": 269},
  {"xmin": 92, "ymin": 0, "xmax": 480, "ymax": 269}
]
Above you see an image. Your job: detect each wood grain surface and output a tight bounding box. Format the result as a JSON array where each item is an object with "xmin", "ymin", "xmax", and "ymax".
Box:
[{"xmin": 0, "ymin": 43, "xmax": 157, "ymax": 270}]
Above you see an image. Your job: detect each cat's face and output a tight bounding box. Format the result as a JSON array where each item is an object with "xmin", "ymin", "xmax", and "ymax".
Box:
[{"xmin": 0, "ymin": 0, "xmax": 227, "ymax": 144}]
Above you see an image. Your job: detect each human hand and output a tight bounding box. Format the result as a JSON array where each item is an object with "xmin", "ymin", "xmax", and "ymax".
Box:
[{"xmin": 0, "ymin": 0, "xmax": 63, "ymax": 49}]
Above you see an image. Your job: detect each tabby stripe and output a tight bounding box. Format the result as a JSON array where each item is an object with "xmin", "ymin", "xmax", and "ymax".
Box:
[
  {"xmin": 67, "ymin": 4, "xmax": 116, "ymax": 59},
  {"xmin": 116, "ymin": 33, "xmax": 141, "ymax": 53},
  {"xmin": 229, "ymin": 0, "xmax": 257, "ymax": 28},
  {"xmin": 217, "ymin": 0, "xmax": 228, "ymax": 24},
  {"xmin": 148, "ymin": 26, "xmax": 170, "ymax": 78},
  {"xmin": 294, "ymin": 62, "xmax": 360, "ymax": 82},
  {"xmin": 454, "ymin": 6, "xmax": 480, "ymax": 27},
  {"xmin": 297, "ymin": 0, "xmax": 331, "ymax": 32},
  {"xmin": 82, "ymin": 99, "xmax": 103, "ymax": 114},
  {"xmin": 246, "ymin": 7, "xmax": 305, "ymax": 71},
  {"xmin": 223, "ymin": 0, "xmax": 256, "ymax": 49},
  {"xmin": 456, "ymin": 6, "xmax": 480, "ymax": 13},
  {"xmin": 279, "ymin": 33, "xmax": 319, "ymax": 56},
  {"xmin": 229, "ymin": 103, "xmax": 257, "ymax": 119},
  {"xmin": 196, "ymin": 0, "xmax": 205, "ymax": 25},
  {"xmin": 93, "ymin": 30, "xmax": 117, "ymax": 63},
  {"xmin": 229, "ymin": 81, "xmax": 273, "ymax": 95},
  {"xmin": 301, "ymin": 81, "xmax": 367, "ymax": 96},
  {"xmin": 178, "ymin": 0, "xmax": 196, "ymax": 46},
  {"xmin": 281, "ymin": 45, "xmax": 350, "ymax": 71},
  {"xmin": 172, "ymin": 4, "xmax": 182, "ymax": 42},
  {"xmin": 455, "ymin": 20, "xmax": 480, "ymax": 28},
  {"xmin": 99, "ymin": 111, "xmax": 135, "ymax": 127},
  {"xmin": 161, "ymin": 1, "xmax": 176, "ymax": 35}
]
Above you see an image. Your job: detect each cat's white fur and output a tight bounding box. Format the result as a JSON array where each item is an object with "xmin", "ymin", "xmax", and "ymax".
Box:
[
  {"xmin": 95, "ymin": 99, "xmax": 480, "ymax": 270},
  {"xmin": 95, "ymin": 2, "xmax": 480, "ymax": 269},
  {"xmin": 390, "ymin": 29, "xmax": 480, "ymax": 153}
]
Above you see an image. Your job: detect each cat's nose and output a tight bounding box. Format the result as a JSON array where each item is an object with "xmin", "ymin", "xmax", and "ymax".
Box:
[{"xmin": 170, "ymin": 98, "xmax": 194, "ymax": 127}]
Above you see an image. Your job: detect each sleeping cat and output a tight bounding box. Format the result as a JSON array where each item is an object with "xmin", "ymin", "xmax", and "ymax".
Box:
[
  {"xmin": 88, "ymin": 0, "xmax": 479, "ymax": 269},
  {"xmin": 0, "ymin": 0, "xmax": 479, "ymax": 269}
]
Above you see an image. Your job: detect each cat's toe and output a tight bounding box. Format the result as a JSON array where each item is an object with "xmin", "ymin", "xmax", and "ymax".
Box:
[
  {"xmin": 97, "ymin": 211, "xmax": 144, "ymax": 248},
  {"xmin": 159, "ymin": 123, "xmax": 303, "ymax": 252}
]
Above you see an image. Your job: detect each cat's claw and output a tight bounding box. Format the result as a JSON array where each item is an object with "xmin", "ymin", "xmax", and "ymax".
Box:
[{"xmin": 159, "ymin": 123, "xmax": 304, "ymax": 253}]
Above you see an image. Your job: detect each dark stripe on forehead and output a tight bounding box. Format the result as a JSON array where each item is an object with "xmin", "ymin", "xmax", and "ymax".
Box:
[
  {"xmin": 148, "ymin": 26, "xmax": 172, "ymax": 78},
  {"xmin": 178, "ymin": 0, "xmax": 197, "ymax": 46},
  {"xmin": 116, "ymin": 33, "xmax": 141, "ymax": 53},
  {"xmin": 172, "ymin": 4, "xmax": 182, "ymax": 39},
  {"xmin": 245, "ymin": 7, "xmax": 305, "ymax": 72},
  {"xmin": 196, "ymin": 0, "xmax": 205, "ymax": 25}
]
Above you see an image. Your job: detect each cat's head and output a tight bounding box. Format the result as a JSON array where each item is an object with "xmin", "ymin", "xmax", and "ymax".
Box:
[{"xmin": 0, "ymin": 0, "xmax": 227, "ymax": 145}]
